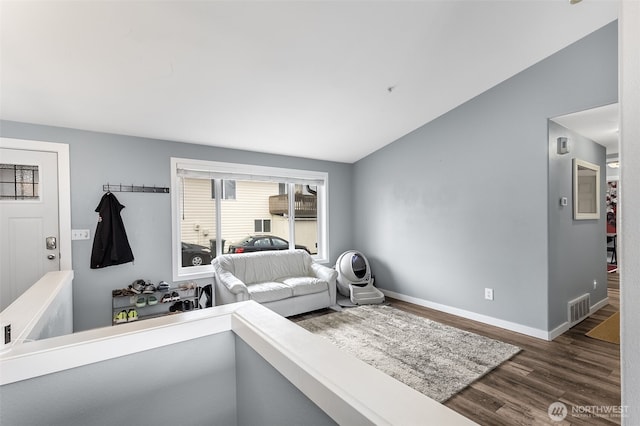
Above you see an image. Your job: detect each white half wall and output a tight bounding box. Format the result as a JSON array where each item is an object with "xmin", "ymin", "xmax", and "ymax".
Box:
[
  {"xmin": 0, "ymin": 270, "xmax": 73, "ymax": 351},
  {"xmin": 620, "ymin": 1, "xmax": 640, "ymax": 423},
  {"xmin": 1, "ymin": 301, "xmax": 476, "ymax": 425}
]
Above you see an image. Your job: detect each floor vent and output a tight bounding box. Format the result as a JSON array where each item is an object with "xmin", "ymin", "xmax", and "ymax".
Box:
[{"xmin": 568, "ymin": 294, "xmax": 591, "ymax": 325}]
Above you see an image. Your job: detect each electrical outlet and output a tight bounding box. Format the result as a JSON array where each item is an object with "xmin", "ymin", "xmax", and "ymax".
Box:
[
  {"xmin": 71, "ymin": 229, "xmax": 90, "ymax": 240},
  {"xmin": 484, "ymin": 288, "xmax": 494, "ymax": 301},
  {"xmin": 3, "ymin": 323, "xmax": 11, "ymax": 345}
]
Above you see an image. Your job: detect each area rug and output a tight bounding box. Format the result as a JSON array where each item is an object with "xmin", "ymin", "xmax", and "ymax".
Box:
[
  {"xmin": 297, "ymin": 305, "xmax": 521, "ymax": 402},
  {"xmin": 586, "ymin": 311, "xmax": 620, "ymax": 344}
]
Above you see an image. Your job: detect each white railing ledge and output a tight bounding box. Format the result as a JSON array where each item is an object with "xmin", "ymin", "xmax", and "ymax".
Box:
[
  {"xmin": 234, "ymin": 302, "xmax": 477, "ymax": 426},
  {"xmin": 0, "ymin": 270, "xmax": 74, "ymax": 348},
  {"xmin": 1, "ymin": 300, "xmax": 476, "ymax": 425}
]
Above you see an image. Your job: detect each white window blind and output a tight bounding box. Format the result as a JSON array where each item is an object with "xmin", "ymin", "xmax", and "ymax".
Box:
[{"xmin": 176, "ymin": 164, "xmax": 324, "ymax": 186}]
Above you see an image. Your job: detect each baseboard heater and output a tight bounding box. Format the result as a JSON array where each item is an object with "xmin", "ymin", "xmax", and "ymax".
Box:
[{"xmin": 568, "ymin": 293, "xmax": 591, "ymax": 325}]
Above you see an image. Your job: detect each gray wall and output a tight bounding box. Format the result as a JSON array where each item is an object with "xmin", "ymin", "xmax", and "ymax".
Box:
[
  {"xmin": 0, "ymin": 21, "xmax": 617, "ymax": 334},
  {"xmin": 1, "ymin": 332, "xmax": 339, "ymax": 426},
  {"xmin": 0, "ymin": 122, "xmax": 353, "ymax": 332},
  {"xmin": 0, "ymin": 332, "xmax": 237, "ymax": 426},
  {"xmin": 235, "ymin": 337, "xmax": 336, "ymax": 426},
  {"xmin": 547, "ymin": 121, "xmax": 607, "ymax": 329},
  {"xmin": 352, "ymin": 22, "xmax": 617, "ymax": 331}
]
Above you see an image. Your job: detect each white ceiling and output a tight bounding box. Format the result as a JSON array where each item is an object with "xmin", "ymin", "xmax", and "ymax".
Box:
[
  {"xmin": 551, "ymin": 103, "xmax": 619, "ymax": 155},
  {"xmin": 0, "ymin": 1, "xmax": 618, "ymax": 163}
]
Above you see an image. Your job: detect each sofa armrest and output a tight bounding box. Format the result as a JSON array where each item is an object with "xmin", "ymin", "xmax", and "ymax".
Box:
[
  {"xmin": 212, "ymin": 259, "xmax": 249, "ymax": 305},
  {"xmin": 311, "ymin": 262, "xmax": 338, "ymax": 305},
  {"xmin": 216, "ymin": 269, "xmax": 247, "ymax": 295}
]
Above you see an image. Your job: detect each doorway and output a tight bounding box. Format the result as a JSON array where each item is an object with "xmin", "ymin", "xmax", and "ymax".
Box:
[
  {"xmin": 0, "ymin": 138, "xmax": 72, "ymax": 310},
  {"xmin": 551, "ymin": 103, "xmax": 620, "ymax": 271}
]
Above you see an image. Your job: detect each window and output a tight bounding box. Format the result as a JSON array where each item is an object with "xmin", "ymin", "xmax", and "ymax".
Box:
[
  {"xmin": 211, "ymin": 179, "xmax": 236, "ymax": 200},
  {"xmin": 254, "ymin": 219, "xmax": 271, "ymax": 233},
  {"xmin": 255, "ymin": 237, "xmax": 272, "ymax": 248},
  {"xmin": 0, "ymin": 164, "xmax": 39, "ymax": 200},
  {"xmin": 171, "ymin": 158, "xmax": 328, "ymax": 280},
  {"xmin": 271, "ymin": 237, "xmax": 288, "ymax": 248}
]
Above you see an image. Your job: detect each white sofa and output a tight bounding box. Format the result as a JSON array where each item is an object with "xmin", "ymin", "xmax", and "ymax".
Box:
[{"xmin": 212, "ymin": 249, "xmax": 337, "ymax": 317}]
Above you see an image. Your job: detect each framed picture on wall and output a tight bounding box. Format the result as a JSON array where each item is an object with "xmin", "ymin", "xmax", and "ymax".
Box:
[{"xmin": 573, "ymin": 158, "xmax": 600, "ymax": 220}]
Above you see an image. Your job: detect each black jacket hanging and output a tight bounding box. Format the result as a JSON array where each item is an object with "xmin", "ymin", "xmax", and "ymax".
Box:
[{"xmin": 90, "ymin": 192, "xmax": 134, "ymax": 268}]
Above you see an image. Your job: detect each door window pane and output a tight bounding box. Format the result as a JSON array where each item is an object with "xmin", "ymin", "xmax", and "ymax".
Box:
[{"xmin": 0, "ymin": 164, "xmax": 39, "ymax": 200}]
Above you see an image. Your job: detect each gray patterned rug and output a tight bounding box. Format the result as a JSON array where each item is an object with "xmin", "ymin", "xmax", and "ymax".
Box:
[{"xmin": 297, "ymin": 304, "xmax": 520, "ymax": 402}]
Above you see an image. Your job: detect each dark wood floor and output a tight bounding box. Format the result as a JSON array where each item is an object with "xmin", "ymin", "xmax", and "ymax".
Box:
[{"xmin": 292, "ymin": 272, "xmax": 621, "ymax": 425}]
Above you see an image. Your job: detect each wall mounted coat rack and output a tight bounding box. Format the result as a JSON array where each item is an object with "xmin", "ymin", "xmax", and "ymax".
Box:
[{"xmin": 103, "ymin": 184, "xmax": 169, "ymax": 194}]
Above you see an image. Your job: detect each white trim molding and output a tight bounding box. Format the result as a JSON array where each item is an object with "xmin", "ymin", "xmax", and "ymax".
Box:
[
  {"xmin": 170, "ymin": 157, "xmax": 329, "ymax": 281},
  {"xmin": 546, "ymin": 296, "xmax": 610, "ymax": 341}
]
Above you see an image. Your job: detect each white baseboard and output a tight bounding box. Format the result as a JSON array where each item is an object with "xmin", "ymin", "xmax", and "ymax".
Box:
[
  {"xmin": 381, "ymin": 289, "xmax": 612, "ymax": 342},
  {"xmin": 590, "ymin": 296, "xmax": 610, "ymax": 314},
  {"xmin": 380, "ymin": 288, "xmax": 552, "ymax": 340},
  {"xmin": 547, "ymin": 296, "xmax": 610, "ymax": 341}
]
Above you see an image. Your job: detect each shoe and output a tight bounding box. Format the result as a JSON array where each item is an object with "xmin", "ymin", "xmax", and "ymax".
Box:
[
  {"xmin": 127, "ymin": 309, "xmax": 138, "ymax": 322},
  {"xmin": 180, "ymin": 282, "xmax": 196, "ymax": 290},
  {"xmin": 148, "ymin": 295, "xmax": 158, "ymax": 305},
  {"xmin": 135, "ymin": 296, "xmax": 146, "ymax": 308},
  {"xmin": 157, "ymin": 281, "xmax": 170, "ymax": 291},
  {"xmin": 113, "ymin": 288, "xmax": 136, "ymax": 297},
  {"xmin": 129, "ymin": 279, "xmax": 146, "ymax": 294},
  {"xmin": 169, "ymin": 301, "xmax": 184, "ymax": 313},
  {"xmin": 161, "ymin": 293, "xmax": 173, "ymax": 303},
  {"xmin": 114, "ymin": 310, "xmax": 128, "ymax": 324},
  {"xmin": 171, "ymin": 291, "xmax": 180, "ymax": 302},
  {"xmin": 143, "ymin": 283, "xmax": 156, "ymax": 294},
  {"xmin": 121, "ymin": 288, "xmax": 135, "ymax": 296}
]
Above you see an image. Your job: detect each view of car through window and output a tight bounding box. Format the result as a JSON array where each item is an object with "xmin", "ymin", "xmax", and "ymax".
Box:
[
  {"xmin": 181, "ymin": 242, "xmax": 212, "ymax": 267},
  {"xmin": 180, "ymin": 179, "xmax": 319, "ymax": 268},
  {"xmin": 226, "ymin": 235, "xmax": 310, "ymax": 254}
]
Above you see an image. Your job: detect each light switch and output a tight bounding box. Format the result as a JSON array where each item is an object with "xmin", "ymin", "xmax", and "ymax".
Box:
[
  {"xmin": 560, "ymin": 197, "xmax": 568, "ymax": 206},
  {"xmin": 71, "ymin": 229, "xmax": 91, "ymax": 240}
]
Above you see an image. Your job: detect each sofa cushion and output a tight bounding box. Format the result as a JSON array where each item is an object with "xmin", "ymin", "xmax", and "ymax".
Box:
[
  {"xmin": 248, "ymin": 281, "xmax": 294, "ymax": 303},
  {"xmin": 219, "ymin": 250, "xmax": 312, "ymax": 285},
  {"xmin": 281, "ymin": 277, "xmax": 328, "ymax": 297}
]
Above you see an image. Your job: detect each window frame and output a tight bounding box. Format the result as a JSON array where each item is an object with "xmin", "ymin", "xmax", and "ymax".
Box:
[{"xmin": 171, "ymin": 158, "xmax": 329, "ymax": 281}]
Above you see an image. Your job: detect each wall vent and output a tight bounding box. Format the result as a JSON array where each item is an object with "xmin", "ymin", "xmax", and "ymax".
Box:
[{"xmin": 568, "ymin": 293, "xmax": 591, "ymax": 325}]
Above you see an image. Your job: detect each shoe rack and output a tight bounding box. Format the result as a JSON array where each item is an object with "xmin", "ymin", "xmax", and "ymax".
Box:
[{"xmin": 112, "ymin": 283, "xmax": 200, "ymax": 325}]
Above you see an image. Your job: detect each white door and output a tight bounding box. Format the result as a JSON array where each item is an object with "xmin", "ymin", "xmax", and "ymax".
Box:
[{"xmin": 0, "ymin": 148, "xmax": 60, "ymax": 311}]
